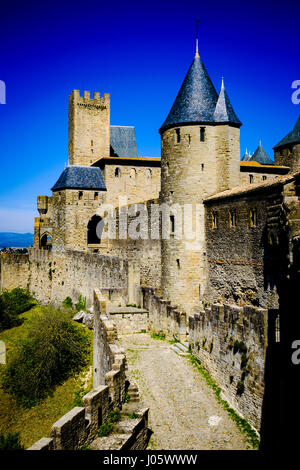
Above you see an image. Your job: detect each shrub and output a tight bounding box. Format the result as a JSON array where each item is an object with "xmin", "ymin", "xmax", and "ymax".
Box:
[
  {"xmin": 2, "ymin": 307, "xmax": 91, "ymax": 407},
  {"xmin": 0, "ymin": 288, "xmax": 35, "ymax": 332},
  {"xmin": 62, "ymin": 296, "xmax": 73, "ymax": 309},
  {"xmin": 0, "ymin": 432, "xmax": 24, "ymax": 450},
  {"xmin": 98, "ymin": 422, "xmax": 113, "ymax": 437},
  {"xmin": 75, "ymin": 295, "xmax": 87, "ymax": 312},
  {"xmin": 128, "ymin": 412, "xmax": 138, "ymax": 419},
  {"xmin": 109, "ymin": 408, "xmax": 121, "ymax": 423}
]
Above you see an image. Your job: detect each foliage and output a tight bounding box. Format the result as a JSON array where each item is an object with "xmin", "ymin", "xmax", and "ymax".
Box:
[
  {"xmin": 189, "ymin": 354, "xmax": 260, "ymax": 449},
  {"xmin": 62, "ymin": 296, "xmax": 73, "ymax": 309},
  {"xmin": 128, "ymin": 412, "xmax": 138, "ymax": 419},
  {"xmin": 0, "ymin": 288, "xmax": 35, "ymax": 332},
  {"xmin": 98, "ymin": 421, "xmax": 113, "ymax": 437},
  {"xmin": 150, "ymin": 332, "xmax": 166, "ymax": 341},
  {"xmin": 75, "ymin": 295, "xmax": 87, "ymax": 312},
  {"xmin": 125, "ymin": 392, "xmax": 130, "ymax": 403},
  {"xmin": 2, "ymin": 307, "xmax": 91, "ymax": 407},
  {"xmin": 109, "ymin": 408, "xmax": 121, "ymax": 423},
  {"xmin": 0, "ymin": 432, "xmax": 24, "ymax": 450}
]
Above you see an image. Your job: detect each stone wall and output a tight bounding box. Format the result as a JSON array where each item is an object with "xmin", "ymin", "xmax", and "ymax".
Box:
[
  {"xmin": 204, "ymin": 184, "xmax": 284, "ymax": 309},
  {"xmin": 0, "ymin": 253, "xmax": 30, "ymax": 292},
  {"xmin": 142, "ymin": 286, "xmax": 187, "ymax": 341},
  {"xmin": 27, "ymin": 288, "xmax": 150, "ymax": 451},
  {"xmin": 0, "ymin": 248, "xmax": 129, "ymax": 308},
  {"xmin": 189, "ymin": 303, "xmax": 268, "ymax": 432}
]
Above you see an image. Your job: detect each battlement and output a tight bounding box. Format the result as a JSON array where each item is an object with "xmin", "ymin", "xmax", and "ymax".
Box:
[{"xmin": 69, "ymin": 89, "xmax": 110, "ymax": 105}]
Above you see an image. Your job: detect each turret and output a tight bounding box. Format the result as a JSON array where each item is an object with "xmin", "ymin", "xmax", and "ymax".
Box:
[
  {"xmin": 159, "ymin": 44, "xmax": 242, "ymax": 314},
  {"xmin": 273, "ymin": 115, "xmax": 300, "ymax": 172}
]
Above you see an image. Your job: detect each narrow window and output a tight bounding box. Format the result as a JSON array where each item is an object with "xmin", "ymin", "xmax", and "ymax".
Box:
[
  {"xmin": 200, "ymin": 127, "xmax": 205, "ymax": 142},
  {"xmin": 275, "ymin": 314, "xmax": 280, "ymax": 343},
  {"xmin": 229, "ymin": 210, "xmax": 237, "ymax": 228},
  {"xmin": 176, "ymin": 259, "xmax": 180, "ymax": 269},
  {"xmin": 94, "ymin": 192, "xmax": 98, "ymax": 201},
  {"xmin": 115, "ymin": 167, "xmax": 120, "ymax": 177},
  {"xmin": 175, "ymin": 128, "xmax": 181, "ymax": 143},
  {"xmin": 262, "ymin": 175, "xmax": 267, "ymax": 181},
  {"xmin": 249, "ymin": 174, "xmax": 254, "ymax": 184},
  {"xmin": 249, "ymin": 208, "xmax": 257, "ymax": 227},
  {"xmin": 201, "ymin": 164, "xmax": 204, "ymax": 171},
  {"xmin": 170, "ymin": 215, "xmax": 175, "ymax": 234},
  {"xmin": 91, "ymin": 140, "xmax": 93, "ymax": 146},
  {"xmin": 78, "ymin": 191, "xmax": 83, "ymax": 200},
  {"xmin": 188, "ymin": 134, "xmax": 191, "ymax": 145},
  {"xmin": 212, "ymin": 211, "xmax": 218, "ymax": 229}
]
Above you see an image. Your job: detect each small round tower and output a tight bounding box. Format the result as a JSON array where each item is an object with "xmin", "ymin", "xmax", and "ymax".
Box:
[
  {"xmin": 273, "ymin": 115, "xmax": 300, "ymax": 172},
  {"xmin": 159, "ymin": 44, "xmax": 242, "ymax": 314}
]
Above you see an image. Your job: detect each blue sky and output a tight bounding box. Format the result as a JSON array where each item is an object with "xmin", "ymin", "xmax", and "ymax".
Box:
[{"xmin": 0, "ymin": 0, "xmax": 299, "ymax": 232}]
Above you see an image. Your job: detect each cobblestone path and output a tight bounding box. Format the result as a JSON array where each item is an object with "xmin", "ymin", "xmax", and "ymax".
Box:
[{"xmin": 119, "ymin": 333, "xmax": 249, "ymax": 450}]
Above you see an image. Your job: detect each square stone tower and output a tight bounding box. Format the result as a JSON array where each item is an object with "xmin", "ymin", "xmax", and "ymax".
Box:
[{"xmin": 68, "ymin": 90, "xmax": 110, "ymax": 166}]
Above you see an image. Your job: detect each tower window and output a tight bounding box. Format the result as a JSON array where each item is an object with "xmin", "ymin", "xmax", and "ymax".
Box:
[
  {"xmin": 175, "ymin": 128, "xmax": 181, "ymax": 143},
  {"xmin": 229, "ymin": 210, "xmax": 237, "ymax": 228},
  {"xmin": 212, "ymin": 211, "xmax": 218, "ymax": 229},
  {"xmin": 170, "ymin": 215, "xmax": 175, "ymax": 234},
  {"xmin": 176, "ymin": 259, "xmax": 180, "ymax": 269},
  {"xmin": 262, "ymin": 175, "xmax": 267, "ymax": 181},
  {"xmin": 200, "ymin": 127, "xmax": 205, "ymax": 142},
  {"xmin": 249, "ymin": 174, "xmax": 254, "ymax": 184},
  {"xmin": 94, "ymin": 192, "xmax": 98, "ymax": 201},
  {"xmin": 91, "ymin": 140, "xmax": 93, "ymax": 146},
  {"xmin": 115, "ymin": 167, "xmax": 121, "ymax": 177},
  {"xmin": 249, "ymin": 208, "xmax": 257, "ymax": 227},
  {"xmin": 201, "ymin": 164, "xmax": 204, "ymax": 171},
  {"xmin": 78, "ymin": 191, "xmax": 83, "ymax": 200}
]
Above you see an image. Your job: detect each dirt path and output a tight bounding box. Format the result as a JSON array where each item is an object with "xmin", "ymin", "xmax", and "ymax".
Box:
[{"xmin": 119, "ymin": 333, "xmax": 249, "ymax": 450}]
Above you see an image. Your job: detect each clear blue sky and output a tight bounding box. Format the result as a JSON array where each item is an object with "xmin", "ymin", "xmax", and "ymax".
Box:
[{"xmin": 0, "ymin": 0, "xmax": 299, "ymax": 232}]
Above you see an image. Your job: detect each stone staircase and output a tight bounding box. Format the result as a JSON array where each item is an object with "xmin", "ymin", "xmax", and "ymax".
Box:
[
  {"xmin": 127, "ymin": 382, "xmax": 140, "ymax": 403},
  {"xmin": 170, "ymin": 341, "xmax": 190, "ymax": 356}
]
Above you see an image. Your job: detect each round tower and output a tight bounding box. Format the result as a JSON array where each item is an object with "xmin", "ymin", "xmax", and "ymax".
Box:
[{"xmin": 159, "ymin": 46, "xmax": 242, "ymax": 314}]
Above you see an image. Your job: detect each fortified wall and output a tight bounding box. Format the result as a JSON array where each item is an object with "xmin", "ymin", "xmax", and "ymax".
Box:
[
  {"xmin": 28, "ymin": 289, "xmax": 151, "ymax": 451},
  {"xmin": 0, "ymin": 248, "xmax": 132, "ymax": 308}
]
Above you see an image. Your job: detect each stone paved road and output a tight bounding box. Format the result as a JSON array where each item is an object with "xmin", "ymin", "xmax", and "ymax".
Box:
[{"xmin": 119, "ymin": 333, "xmax": 249, "ymax": 450}]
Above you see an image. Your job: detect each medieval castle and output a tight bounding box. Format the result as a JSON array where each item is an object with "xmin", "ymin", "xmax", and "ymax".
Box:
[{"xmin": 1, "ymin": 42, "xmax": 300, "ymax": 448}]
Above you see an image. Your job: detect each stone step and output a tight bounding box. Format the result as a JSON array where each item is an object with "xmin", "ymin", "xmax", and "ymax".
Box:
[
  {"xmin": 182, "ymin": 341, "xmax": 189, "ymax": 349},
  {"xmin": 175, "ymin": 342, "xmax": 189, "ymax": 353},
  {"xmin": 170, "ymin": 344, "xmax": 189, "ymax": 356}
]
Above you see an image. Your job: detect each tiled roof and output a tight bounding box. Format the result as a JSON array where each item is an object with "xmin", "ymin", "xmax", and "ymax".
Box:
[
  {"xmin": 213, "ymin": 80, "xmax": 241, "ymax": 126},
  {"xmin": 159, "ymin": 56, "xmax": 219, "ymax": 133},
  {"xmin": 110, "ymin": 126, "xmax": 138, "ymax": 158},
  {"xmin": 249, "ymin": 142, "xmax": 274, "ymax": 165},
  {"xmin": 274, "ymin": 115, "xmax": 300, "ymax": 149},
  {"xmin": 204, "ymin": 171, "xmax": 300, "ymax": 203},
  {"xmin": 51, "ymin": 166, "xmax": 106, "ymax": 191}
]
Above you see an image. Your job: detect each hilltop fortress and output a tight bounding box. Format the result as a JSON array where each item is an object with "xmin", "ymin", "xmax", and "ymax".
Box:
[{"xmin": 1, "ymin": 45, "xmax": 300, "ymax": 443}]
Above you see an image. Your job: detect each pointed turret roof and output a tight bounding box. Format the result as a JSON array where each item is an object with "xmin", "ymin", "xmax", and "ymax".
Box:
[
  {"xmin": 159, "ymin": 54, "xmax": 219, "ymax": 134},
  {"xmin": 241, "ymin": 149, "xmax": 252, "ymax": 161},
  {"xmin": 249, "ymin": 141, "xmax": 274, "ymax": 165},
  {"xmin": 213, "ymin": 78, "xmax": 241, "ymax": 126},
  {"xmin": 273, "ymin": 115, "xmax": 300, "ymax": 149}
]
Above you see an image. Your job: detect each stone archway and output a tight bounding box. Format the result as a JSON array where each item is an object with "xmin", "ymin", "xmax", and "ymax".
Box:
[{"xmin": 87, "ymin": 215, "xmax": 103, "ymax": 245}]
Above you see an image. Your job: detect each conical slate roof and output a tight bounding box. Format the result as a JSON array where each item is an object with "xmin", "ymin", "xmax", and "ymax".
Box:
[
  {"xmin": 249, "ymin": 142, "xmax": 273, "ymax": 165},
  {"xmin": 273, "ymin": 115, "xmax": 300, "ymax": 149},
  {"xmin": 213, "ymin": 80, "xmax": 241, "ymax": 126},
  {"xmin": 159, "ymin": 56, "xmax": 219, "ymax": 134},
  {"xmin": 51, "ymin": 166, "xmax": 106, "ymax": 191},
  {"xmin": 241, "ymin": 149, "xmax": 252, "ymax": 161}
]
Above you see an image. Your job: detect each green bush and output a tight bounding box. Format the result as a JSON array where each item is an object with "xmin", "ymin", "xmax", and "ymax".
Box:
[
  {"xmin": 109, "ymin": 408, "xmax": 121, "ymax": 423},
  {"xmin": 98, "ymin": 421, "xmax": 113, "ymax": 437},
  {"xmin": 2, "ymin": 307, "xmax": 91, "ymax": 407},
  {"xmin": 62, "ymin": 296, "xmax": 73, "ymax": 309},
  {"xmin": 0, "ymin": 288, "xmax": 35, "ymax": 332},
  {"xmin": 0, "ymin": 432, "xmax": 24, "ymax": 450},
  {"xmin": 128, "ymin": 412, "xmax": 138, "ymax": 419},
  {"xmin": 75, "ymin": 295, "xmax": 87, "ymax": 312}
]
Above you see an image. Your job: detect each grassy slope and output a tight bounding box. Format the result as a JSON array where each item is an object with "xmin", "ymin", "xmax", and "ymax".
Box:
[{"xmin": 0, "ymin": 305, "xmax": 93, "ymax": 448}]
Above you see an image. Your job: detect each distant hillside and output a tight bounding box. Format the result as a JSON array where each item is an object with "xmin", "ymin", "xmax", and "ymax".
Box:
[{"xmin": 0, "ymin": 233, "xmax": 34, "ymax": 248}]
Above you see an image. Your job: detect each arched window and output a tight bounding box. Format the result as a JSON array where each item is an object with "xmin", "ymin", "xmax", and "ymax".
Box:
[
  {"xmin": 40, "ymin": 233, "xmax": 52, "ymax": 250},
  {"xmin": 145, "ymin": 168, "xmax": 152, "ymax": 179},
  {"xmin": 87, "ymin": 215, "xmax": 103, "ymax": 245}
]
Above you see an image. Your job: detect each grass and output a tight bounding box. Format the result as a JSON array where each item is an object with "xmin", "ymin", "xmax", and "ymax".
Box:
[
  {"xmin": 189, "ymin": 354, "xmax": 260, "ymax": 449},
  {"xmin": 150, "ymin": 332, "xmax": 166, "ymax": 341},
  {"xmin": 0, "ymin": 304, "xmax": 93, "ymax": 449}
]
